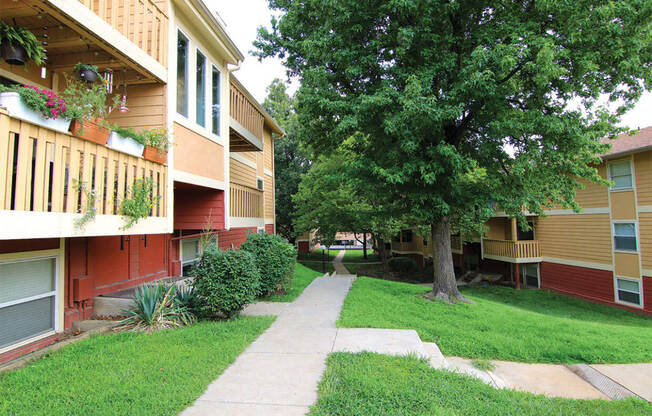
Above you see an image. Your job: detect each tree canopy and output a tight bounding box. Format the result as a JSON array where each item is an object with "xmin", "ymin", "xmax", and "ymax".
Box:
[{"xmin": 255, "ymin": 0, "xmax": 652, "ymax": 301}]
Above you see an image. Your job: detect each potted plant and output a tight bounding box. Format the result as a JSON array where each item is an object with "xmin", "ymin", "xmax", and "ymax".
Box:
[
  {"xmin": 0, "ymin": 84, "xmax": 71, "ymax": 133},
  {"xmin": 106, "ymin": 125, "xmax": 146, "ymax": 157},
  {"xmin": 0, "ymin": 22, "xmax": 45, "ymax": 66},
  {"xmin": 73, "ymin": 63, "xmax": 102, "ymax": 83},
  {"xmin": 142, "ymin": 127, "xmax": 169, "ymax": 164},
  {"xmin": 62, "ymin": 74, "xmax": 116, "ymax": 145}
]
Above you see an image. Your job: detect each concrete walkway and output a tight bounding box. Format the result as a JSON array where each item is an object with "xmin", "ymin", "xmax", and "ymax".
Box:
[
  {"xmin": 181, "ymin": 274, "xmax": 355, "ymax": 416},
  {"xmin": 332, "ymin": 250, "xmax": 350, "ymax": 275}
]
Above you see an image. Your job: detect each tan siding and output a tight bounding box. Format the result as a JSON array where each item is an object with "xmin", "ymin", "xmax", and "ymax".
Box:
[
  {"xmin": 264, "ymin": 174, "xmax": 274, "ymax": 219},
  {"xmin": 486, "ymin": 218, "xmax": 509, "ymax": 240},
  {"xmin": 230, "ymin": 159, "xmax": 257, "ymax": 188},
  {"xmin": 640, "ymin": 212, "xmax": 652, "ymax": 272},
  {"xmin": 635, "ymin": 151, "xmax": 652, "ymax": 205},
  {"xmin": 173, "ymin": 122, "xmax": 224, "ymax": 181},
  {"xmin": 536, "ymin": 214, "xmax": 612, "ymax": 264},
  {"xmin": 610, "ymin": 190, "xmax": 637, "ymax": 220},
  {"xmin": 574, "ymin": 165, "xmax": 609, "ymax": 209},
  {"xmin": 107, "ymin": 84, "xmax": 166, "ymax": 130},
  {"xmin": 614, "ymin": 252, "xmax": 640, "ymax": 279},
  {"xmin": 264, "ymin": 129, "xmax": 274, "ymax": 171}
]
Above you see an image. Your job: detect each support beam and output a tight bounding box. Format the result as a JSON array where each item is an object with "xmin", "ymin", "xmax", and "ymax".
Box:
[
  {"xmin": 515, "ymin": 263, "xmax": 521, "ymax": 290},
  {"xmin": 511, "ymin": 217, "xmax": 518, "ymax": 241}
]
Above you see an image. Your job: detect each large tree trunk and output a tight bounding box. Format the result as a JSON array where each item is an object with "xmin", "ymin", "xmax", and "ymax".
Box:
[
  {"xmin": 431, "ymin": 216, "xmax": 471, "ymax": 303},
  {"xmin": 376, "ymin": 236, "xmax": 390, "ymax": 276}
]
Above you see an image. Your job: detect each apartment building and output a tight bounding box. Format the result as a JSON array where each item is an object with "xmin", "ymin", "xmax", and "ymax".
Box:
[
  {"xmin": 0, "ymin": 0, "xmax": 281, "ymax": 361},
  {"xmin": 391, "ymin": 127, "xmax": 652, "ymax": 315}
]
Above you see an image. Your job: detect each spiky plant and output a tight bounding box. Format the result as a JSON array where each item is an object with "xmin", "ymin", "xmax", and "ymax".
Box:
[{"xmin": 118, "ymin": 283, "xmax": 195, "ymax": 332}]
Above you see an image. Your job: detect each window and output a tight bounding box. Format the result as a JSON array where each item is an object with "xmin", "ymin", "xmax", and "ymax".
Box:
[
  {"xmin": 0, "ymin": 257, "xmax": 56, "ymax": 349},
  {"xmin": 613, "ymin": 222, "xmax": 637, "ymax": 252},
  {"xmin": 517, "ymin": 221, "xmax": 535, "ymax": 241},
  {"xmin": 211, "ymin": 65, "xmax": 221, "ymax": 135},
  {"xmin": 196, "ymin": 50, "xmax": 206, "ymax": 127},
  {"xmin": 519, "ymin": 264, "xmax": 540, "ymax": 288},
  {"xmin": 180, "ymin": 239, "xmax": 200, "ymax": 277},
  {"xmin": 176, "ymin": 30, "xmax": 189, "ymax": 116},
  {"xmin": 616, "ymin": 278, "xmax": 641, "ymax": 306},
  {"xmin": 257, "ymin": 227, "xmax": 266, "ymax": 235},
  {"xmin": 609, "ymin": 160, "xmax": 633, "ymax": 190},
  {"xmin": 257, "ymin": 177, "xmax": 264, "ymax": 191}
]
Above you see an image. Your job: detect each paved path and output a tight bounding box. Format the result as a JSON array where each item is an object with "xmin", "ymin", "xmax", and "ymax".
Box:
[
  {"xmin": 333, "ymin": 250, "xmax": 350, "ymax": 275},
  {"xmin": 181, "ymin": 274, "xmax": 355, "ymax": 416}
]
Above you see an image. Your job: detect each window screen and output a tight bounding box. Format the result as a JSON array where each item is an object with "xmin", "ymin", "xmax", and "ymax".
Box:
[
  {"xmin": 196, "ymin": 50, "xmax": 206, "ymax": 127},
  {"xmin": 613, "ymin": 223, "xmax": 637, "ymax": 252},
  {"xmin": 211, "ymin": 66, "xmax": 221, "ymax": 135},
  {"xmin": 609, "ymin": 160, "xmax": 633, "ymax": 189},
  {"xmin": 616, "ymin": 278, "xmax": 641, "ymax": 305},
  {"xmin": 176, "ymin": 31, "xmax": 189, "ymax": 116}
]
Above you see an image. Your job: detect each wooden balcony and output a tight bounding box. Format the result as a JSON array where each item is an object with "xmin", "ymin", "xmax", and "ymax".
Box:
[
  {"xmin": 230, "ymin": 183, "xmax": 263, "ymax": 218},
  {"xmin": 482, "ymin": 239, "xmax": 542, "ymax": 263},
  {"xmin": 229, "ymin": 80, "xmax": 264, "ymax": 152},
  {"xmin": 0, "ymin": 110, "xmax": 168, "ymax": 239},
  {"xmin": 451, "ymin": 235, "xmax": 462, "ymax": 254}
]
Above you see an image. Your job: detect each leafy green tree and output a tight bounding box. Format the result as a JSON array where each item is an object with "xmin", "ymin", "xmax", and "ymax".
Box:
[
  {"xmin": 262, "ymin": 79, "xmax": 312, "ymax": 241},
  {"xmin": 255, "ymin": 0, "xmax": 651, "ymax": 302}
]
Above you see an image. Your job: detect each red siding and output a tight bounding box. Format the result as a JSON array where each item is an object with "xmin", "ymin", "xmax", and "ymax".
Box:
[
  {"xmin": 217, "ymin": 227, "xmax": 257, "ymax": 249},
  {"xmin": 540, "ymin": 262, "xmax": 614, "ymax": 304},
  {"xmin": 0, "ymin": 238, "xmax": 59, "ymax": 254},
  {"xmin": 645, "ymin": 277, "xmax": 652, "ymax": 313},
  {"xmin": 298, "ymin": 241, "xmax": 310, "ymax": 253},
  {"xmin": 174, "ymin": 187, "xmax": 225, "ymax": 230},
  {"xmin": 0, "ymin": 334, "xmax": 59, "ymax": 364},
  {"xmin": 265, "ymin": 224, "xmax": 275, "ymax": 234}
]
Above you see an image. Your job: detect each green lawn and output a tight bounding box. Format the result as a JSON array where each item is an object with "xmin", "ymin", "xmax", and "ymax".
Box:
[
  {"xmin": 0, "ymin": 317, "xmax": 274, "ymax": 415},
  {"xmin": 298, "ymin": 249, "xmax": 337, "ymax": 261},
  {"xmin": 338, "ymin": 277, "xmax": 652, "ymax": 363},
  {"xmin": 341, "ymin": 249, "xmax": 380, "ymax": 262},
  {"xmin": 298, "ymin": 260, "xmax": 336, "ymax": 274},
  {"xmin": 309, "ymin": 353, "xmax": 650, "ymax": 416},
  {"xmin": 265, "ymin": 262, "xmax": 323, "ymax": 302}
]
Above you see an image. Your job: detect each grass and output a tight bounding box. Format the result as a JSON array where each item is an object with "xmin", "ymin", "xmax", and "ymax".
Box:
[
  {"xmin": 472, "ymin": 358, "xmax": 496, "ymax": 372},
  {"xmin": 265, "ymin": 262, "xmax": 323, "ymax": 302},
  {"xmin": 298, "ymin": 249, "xmax": 337, "ymax": 261},
  {"xmin": 338, "ymin": 277, "xmax": 652, "ymax": 363},
  {"xmin": 309, "ymin": 353, "xmax": 650, "ymax": 416},
  {"xmin": 0, "ymin": 317, "xmax": 274, "ymax": 415},
  {"xmin": 341, "ymin": 249, "xmax": 380, "ymax": 262},
  {"xmin": 298, "ymin": 260, "xmax": 336, "ymax": 274}
]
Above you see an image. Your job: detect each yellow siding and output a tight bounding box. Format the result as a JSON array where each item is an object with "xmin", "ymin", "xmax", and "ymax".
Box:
[
  {"xmin": 230, "ymin": 159, "xmax": 257, "ymax": 188},
  {"xmin": 610, "ymin": 191, "xmax": 637, "ymax": 220},
  {"xmin": 264, "ymin": 174, "xmax": 274, "ymax": 219},
  {"xmin": 614, "ymin": 252, "xmax": 640, "ymax": 279},
  {"xmin": 635, "ymin": 151, "xmax": 652, "ymax": 205},
  {"xmin": 640, "ymin": 212, "xmax": 652, "ymax": 273},
  {"xmin": 486, "ymin": 218, "xmax": 509, "ymax": 240},
  {"xmin": 173, "ymin": 123, "xmax": 224, "ymax": 181},
  {"xmin": 536, "ymin": 214, "xmax": 612, "ymax": 264},
  {"xmin": 107, "ymin": 84, "xmax": 166, "ymax": 130},
  {"xmin": 264, "ymin": 129, "xmax": 274, "ymax": 171},
  {"xmin": 574, "ymin": 165, "xmax": 609, "ymax": 209}
]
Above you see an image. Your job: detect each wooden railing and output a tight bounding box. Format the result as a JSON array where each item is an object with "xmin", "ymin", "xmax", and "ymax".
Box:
[
  {"xmin": 451, "ymin": 235, "xmax": 462, "ymax": 251},
  {"xmin": 230, "ymin": 183, "xmax": 263, "ymax": 218},
  {"xmin": 230, "ymin": 81, "xmax": 264, "ymax": 140},
  {"xmin": 0, "ymin": 111, "xmax": 166, "ymax": 217},
  {"xmin": 77, "ymin": 0, "xmax": 168, "ymax": 65},
  {"xmin": 482, "ymin": 239, "xmax": 541, "ymax": 260}
]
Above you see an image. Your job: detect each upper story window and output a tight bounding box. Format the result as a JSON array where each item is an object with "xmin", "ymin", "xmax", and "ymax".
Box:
[
  {"xmin": 609, "ymin": 160, "xmax": 633, "ymax": 190},
  {"xmin": 211, "ymin": 65, "xmax": 221, "ymax": 136},
  {"xmin": 176, "ymin": 30, "xmax": 189, "ymax": 117},
  {"xmin": 613, "ymin": 222, "xmax": 637, "ymax": 252},
  {"xmin": 196, "ymin": 50, "xmax": 206, "ymax": 127}
]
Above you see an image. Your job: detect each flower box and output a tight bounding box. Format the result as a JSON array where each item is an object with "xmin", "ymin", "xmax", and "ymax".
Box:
[
  {"xmin": 69, "ymin": 118, "xmax": 110, "ymax": 145},
  {"xmin": 0, "ymin": 91, "xmax": 71, "ymax": 133},
  {"xmin": 107, "ymin": 131, "xmax": 145, "ymax": 157},
  {"xmin": 143, "ymin": 146, "xmax": 167, "ymax": 164}
]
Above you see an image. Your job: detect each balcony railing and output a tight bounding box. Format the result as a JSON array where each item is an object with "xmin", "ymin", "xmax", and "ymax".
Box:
[
  {"xmin": 0, "ymin": 111, "xmax": 166, "ymax": 218},
  {"xmin": 482, "ymin": 239, "xmax": 541, "ymax": 262},
  {"xmin": 77, "ymin": 0, "xmax": 168, "ymax": 65},
  {"xmin": 230, "ymin": 183, "xmax": 263, "ymax": 218},
  {"xmin": 230, "ymin": 81, "xmax": 264, "ymax": 141},
  {"xmin": 451, "ymin": 235, "xmax": 462, "ymax": 253}
]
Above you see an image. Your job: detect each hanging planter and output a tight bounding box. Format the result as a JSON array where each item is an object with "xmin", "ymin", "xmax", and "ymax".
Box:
[
  {"xmin": 69, "ymin": 118, "xmax": 110, "ymax": 145},
  {"xmin": 0, "ymin": 87, "xmax": 71, "ymax": 133},
  {"xmin": 73, "ymin": 63, "xmax": 101, "ymax": 83},
  {"xmin": 0, "ymin": 22, "xmax": 46, "ymax": 66},
  {"xmin": 107, "ymin": 130, "xmax": 145, "ymax": 157}
]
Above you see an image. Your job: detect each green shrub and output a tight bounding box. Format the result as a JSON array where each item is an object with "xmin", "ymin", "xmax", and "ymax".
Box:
[
  {"xmin": 240, "ymin": 232, "xmax": 297, "ymax": 296},
  {"xmin": 388, "ymin": 256, "xmax": 418, "ymax": 273},
  {"xmin": 192, "ymin": 248, "xmax": 261, "ymax": 318},
  {"xmin": 119, "ymin": 283, "xmax": 195, "ymax": 332}
]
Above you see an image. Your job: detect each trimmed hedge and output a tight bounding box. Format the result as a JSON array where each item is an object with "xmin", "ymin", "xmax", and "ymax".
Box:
[
  {"xmin": 191, "ymin": 248, "xmax": 261, "ymax": 318},
  {"xmin": 241, "ymin": 232, "xmax": 297, "ymax": 296},
  {"xmin": 388, "ymin": 256, "xmax": 418, "ymax": 273}
]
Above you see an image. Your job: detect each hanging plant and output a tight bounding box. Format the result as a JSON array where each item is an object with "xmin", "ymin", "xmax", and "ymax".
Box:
[
  {"xmin": 73, "ymin": 62, "xmax": 102, "ymax": 83},
  {"xmin": 0, "ymin": 22, "xmax": 46, "ymax": 66},
  {"xmin": 119, "ymin": 177, "xmax": 160, "ymax": 229},
  {"xmin": 73, "ymin": 179, "xmax": 97, "ymax": 229}
]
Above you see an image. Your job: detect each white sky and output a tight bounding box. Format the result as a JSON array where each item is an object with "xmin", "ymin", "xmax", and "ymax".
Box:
[{"xmin": 211, "ymin": 2, "xmax": 651, "ymax": 130}]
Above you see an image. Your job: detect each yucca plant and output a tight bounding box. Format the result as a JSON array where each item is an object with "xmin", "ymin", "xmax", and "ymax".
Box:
[{"xmin": 118, "ymin": 283, "xmax": 195, "ymax": 332}]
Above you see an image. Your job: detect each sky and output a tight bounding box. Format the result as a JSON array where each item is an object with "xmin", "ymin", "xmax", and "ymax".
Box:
[{"xmin": 212, "ymin": 2, "xmax": 650, "ymax": 130}]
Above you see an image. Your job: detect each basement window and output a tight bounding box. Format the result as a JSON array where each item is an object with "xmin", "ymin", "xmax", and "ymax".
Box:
[
  {"xmin": 616, "ymin": 277, "xmax": 641, "ymax": 306},
  {"xmin": 180, "ymin": 238, "xmax": 200, "ymax": 277}
]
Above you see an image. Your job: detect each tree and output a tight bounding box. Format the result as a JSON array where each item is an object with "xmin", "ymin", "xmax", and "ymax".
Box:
[
  {"xmin": 262, "ymin": 79, "xmax": 311, "ymax": 241},
  {"xmin": 255, "ymin": 0, "xmax": 651, "ymax": 302},
  {"xmin": 293, "ymin": 150, "xmax": 403, "ymax": 274}
]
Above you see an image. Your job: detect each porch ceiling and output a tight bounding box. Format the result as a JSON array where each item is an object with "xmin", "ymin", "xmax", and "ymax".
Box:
[
  {"xmin": 230, "ymin": 128, "xmax": 262, "ymax": 153},
  {"xmin": 1, "ymin": 0, "xmax": 160, "ymax": 85}
]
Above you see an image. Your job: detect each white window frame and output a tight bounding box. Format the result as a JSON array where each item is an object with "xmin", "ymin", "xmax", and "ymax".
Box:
[
  {"xmin": 180, "ymin": 238, "xmax": 201, "ymax": 277},
  {"xmin": 210, "ymin": 64, "xmax": 222, "ymax": 137},
  {"xmin": 607, "ymin": 159, "xmax": 634, "ymax": 191},
  {"xmin": 257, "ymin": 177, "xmax": 264, "ymax": 191},
  {"xmin": 614, "ymin": 276, "xmax": 643, "ymax": 308},
  {"xmin": 612, "ymin": 221, "xmax": 638, "ymax": 254},
  {"xmin": 257, "ymin": 226, "xmax": 266, "ymax": 235},
  {"xmin": 0, "ymin": 254, "xmax": 58, "ymax": 353},
  {"xmin": 518, "ymin": 263, "xmax": 540, "ymax": 289},
  {"xmin": 173, "ymin": 25, "xmax": 224, "ymax": 145},
  {"xmin": 175, "ymin": 28, "xmax": 190, "ymax": 118}
]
